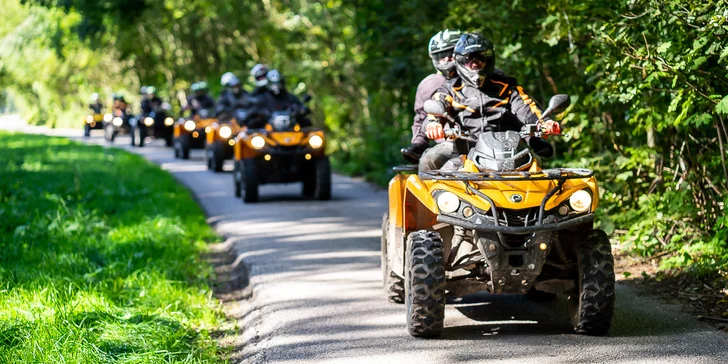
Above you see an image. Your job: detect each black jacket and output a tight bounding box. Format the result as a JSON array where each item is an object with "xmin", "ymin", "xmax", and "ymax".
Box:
[
  {"xmin": 140, "ymin": 97, "xmax": 162, "ymax": 114},
  {"xmin": 89, "ymin": 102, "xmax": 104, "ymax": 114},
  {"xmin": 186, "ymin": 94, "xmax": 215, "ymax": 117},
  {"xmin": 431, "ymin": 73, "xmax": 548, "ymax": 142},
  {"xmin": 258, "ymin": 89, "xmax": 311, "ymax": 128}
]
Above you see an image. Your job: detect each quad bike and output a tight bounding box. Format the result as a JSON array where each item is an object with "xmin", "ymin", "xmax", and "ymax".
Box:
[
  {"xmin": 232, "ymin": 106, "xmax": 330, "ymax": 203},
  {"xmin": 83, "ymin": 112, "xmax": 107, "ymax": 137},
  {"xmin": 173, "ymin": 108, "xmax": 216, "ymax": 159},
  {"xmin": 104, "ymin": 108, "xmax": 132, "ymax": 143},
  {"xmin": 382, "ymin": 95, "xmax": 615, "ymax": 337},
  {"xmin": 205, "ymin": 108, "xmax": 245, "ymax": 172},
  {"xmin": 131, "ymin": 103, "xmax": 175, "ymax": 147}
]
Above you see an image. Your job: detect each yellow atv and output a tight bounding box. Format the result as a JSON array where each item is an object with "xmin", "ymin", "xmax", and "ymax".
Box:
[
  {"xmin": 84, "ymin": 112, "xmax": 108, "ymax": 137},
  {"xmin": 173, "ymin": 108, "xmax": 216, "ymax": 159},
  {"xmin": 382, "ymin": 95, "xmax": 615, "ymax": 337},
  {"xmin": 205, "ymin": 108, "xmax": 245, "ymax": 172},
  {"xmin": 232, "ymin": 109, "xmax": 330, "ymax": 203}
]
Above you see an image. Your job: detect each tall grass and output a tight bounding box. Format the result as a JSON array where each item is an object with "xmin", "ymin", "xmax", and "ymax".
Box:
[{"xmin": 0, "ymin": 133, "xmax": 226, "ymax": 363}]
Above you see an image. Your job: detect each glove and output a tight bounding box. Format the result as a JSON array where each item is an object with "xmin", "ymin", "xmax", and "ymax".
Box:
[
  {"xmin": 541, "ymin": 120, "xmax": 561, "ymax": 136},
  {"xmin": 425, "ymin": 122, "xmax": 444, "ymax": 140}
]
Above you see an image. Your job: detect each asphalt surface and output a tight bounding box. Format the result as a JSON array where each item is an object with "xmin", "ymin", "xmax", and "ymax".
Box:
[{"xmin": 7, "ymin": 122, "xmax": 728, "ymax": 364}]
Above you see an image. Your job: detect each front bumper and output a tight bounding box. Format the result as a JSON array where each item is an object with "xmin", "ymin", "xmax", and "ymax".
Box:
[{"xmin": 437, "ymin": 213, "xmax": 593, "ymax": 233}]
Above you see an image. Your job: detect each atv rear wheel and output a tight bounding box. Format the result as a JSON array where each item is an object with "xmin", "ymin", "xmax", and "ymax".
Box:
[
  {"xmin": 406, "ymin": 230, "xmax": 446, "ymax": 337},
  {"xmin": 381, "ymin": 213, "xmax": 404, "ymax": 304},
  {"xmin": 233, "ymin": 161, "xmax": 242, "ymax": 198},
  {"xmin": 568, "ymin": 229, "xmax": 615, "ymax": 336},
  {"xmin": 241, "ymin": 159, "xmax": 259, "ymax": 203},
  {"xmin": 315, "ymin": 157, "xmax": 332, "ymax": 201}
]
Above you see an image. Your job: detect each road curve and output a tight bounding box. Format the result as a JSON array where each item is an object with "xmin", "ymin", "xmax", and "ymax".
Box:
[{"xmin": 61, "ymin": 130, "xmax": 728, "ymax": 363}]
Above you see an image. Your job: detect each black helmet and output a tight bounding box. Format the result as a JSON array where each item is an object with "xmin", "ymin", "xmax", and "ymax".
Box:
[
  {"xmin": 428, "ymin": 29, "xmax": 463, "ymax": 78},
  {"xmin": 453, "ymin": 33, "xmax": 496, "ymax": 88}
]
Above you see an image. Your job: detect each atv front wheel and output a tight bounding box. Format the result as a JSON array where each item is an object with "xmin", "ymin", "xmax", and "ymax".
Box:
[
  {"xmin": 568, "ymin": 229, "xmax": 615, "ymax": 335},
  {"xmin": 315, "ymin": 157, "xmax": 332, "ymax": 201},
  {"xmin": 84, "ymin": 124, "xmax": 91, "ymax": 137},
  {"xmin": 233, "ymin": 161, "xmax": 242, "ymax": 198},
  {"xmin": 381, "ymin": 213, "xmax": 404, "ymax": 304},
  {"xmin": 302, "ymin": 162, "xmax": 316, "ymax": 198},
  {"xmin": 176, "ymin": 135, "xmax": 190, "ymax": 159},
  {"xmin": 165, "ymin": 135, "xmax": 173, "ymax": 147},
  {"xmin": 104, "ymin": 124, "xmax": 114, "ymax": 142},
  {"xmin": 241, "ymin": 159, "xmax": 259, "ymax": 203},
  {"xmin": 210, "ymin": 141, "xmax": 225, "ymax": 172},
  {"xmin": 406, "ymin": 230, "xmax": 446, "ymax": 337}
]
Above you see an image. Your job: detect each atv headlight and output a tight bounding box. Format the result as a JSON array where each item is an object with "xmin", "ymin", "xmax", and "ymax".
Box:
[
  {"xmin": 436, "ymin": 191, "xmax": 460, "ymax": 214},
  {"xmin": 184, "ymin": 120, "xmax": 196, "ymax": 131},
  {"xmin": 569, "ymin": 190, "xmax": 592, "ymax": 212},
  {"xmin": 86, "ymin": 115, "xmax": 94, "ymax": 123},
  {"xmin": 308, "ymin": 135, "xmax": 323, "ymax": 149},
  {"xmin": 219, "ymin": 125, "xmax": 232, "ymax": 139},
  {"xmin": 164, "ymin": 117, "xmax": 174, "ymax": 126},
  {"xmin": 103, "ymin": 113, "xmax": 113, "ymax": 122},
  {"xmin": 144, "ymin": 117, "xmax": 154, "ymax": 126},
  {"xmin": 113, "ymin": 117, "xmax": 123, "ymax": 126},
  {"xmin": 251, "ymin": 135, "xmax": 266, "ymax": 150}
]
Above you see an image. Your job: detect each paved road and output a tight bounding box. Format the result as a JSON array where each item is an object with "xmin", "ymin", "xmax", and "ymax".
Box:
[{"xmin": 17, "ymin": 125, "xmax": 728, "ymax": 363}]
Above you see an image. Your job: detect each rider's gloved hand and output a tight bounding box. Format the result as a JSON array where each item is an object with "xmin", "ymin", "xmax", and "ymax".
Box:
[
  {"xmin": 541, "ymin": 120, "xmax": 561, "ymax": 136},
  {"xmin": 425, "ymin": 121, "xmax": 444, "ymax": 140}
]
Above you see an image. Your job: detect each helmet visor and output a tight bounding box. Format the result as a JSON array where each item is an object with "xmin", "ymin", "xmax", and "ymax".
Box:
[
  {"xmin": 460, "ymin": 52, "xmax": 489, "ymax": 71},
  {"xmin": 431, "ymin": 50, "xmax": 454, "ymax": 65}
]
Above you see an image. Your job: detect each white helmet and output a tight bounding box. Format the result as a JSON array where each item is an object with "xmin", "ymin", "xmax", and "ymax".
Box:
[
  {"xmin": 266, "ymin": 69, "xmax": 282, "ymax": 95},
  {"xmin": 251, "ymin": 63, "xmax": 269, "ymax": 87},
  {"xmin": 221, "ymin": 72, "xmax": 240, "ymax": 87},
  {"xmin": 91, "ymin": 92, "xmax": 99, "ymax": 101}
]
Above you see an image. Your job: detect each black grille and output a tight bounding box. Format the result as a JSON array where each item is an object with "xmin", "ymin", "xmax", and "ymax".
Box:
[{"xmin": 480, "ymin": 207, "xmax": 540, "ymax": 226}]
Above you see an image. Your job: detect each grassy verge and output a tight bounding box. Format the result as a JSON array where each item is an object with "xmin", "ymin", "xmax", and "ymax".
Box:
[{"xmin": 0, "ymin": 133, "xmax": 226, "ymax": 362}]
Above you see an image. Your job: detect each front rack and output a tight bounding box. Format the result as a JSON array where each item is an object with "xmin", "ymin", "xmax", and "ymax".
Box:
[{"xmin": 419, "ymin": 168, "xmax": 594, "ymax": 182}]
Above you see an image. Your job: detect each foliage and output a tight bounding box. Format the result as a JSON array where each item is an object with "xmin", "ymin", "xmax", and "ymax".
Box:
[
  {"xmin": 1, "ymin": 0, "xmax": 727, "ymax": 274},
  {"xmin": 0, "ymin": 133, "xmax": 226, "ymax": 362}
]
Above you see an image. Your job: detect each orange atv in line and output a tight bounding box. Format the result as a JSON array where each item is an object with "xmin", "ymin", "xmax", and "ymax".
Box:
[
  {"xmin": 173, "ymin": 108, "xmax": 216, "ymax": 159},
  {"xmin": 205, "ymin": 108, "xmax": 246, "ymax": 172},
  {"xmin": 382, "ymin": 95, "xmax": 615, "ymax": 337},
  {"xmin": 233, "ymin": 108, "xmax": 330, "ymax": 203}
]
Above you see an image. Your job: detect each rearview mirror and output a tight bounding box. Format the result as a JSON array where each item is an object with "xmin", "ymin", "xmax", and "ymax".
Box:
[
  {"xmin": 540, "ymin": 94, "xmax": 570, "ymax": 120},
  {"xmin": 423, "ymin": 100, "xmax": 446, "ymax": 115}
]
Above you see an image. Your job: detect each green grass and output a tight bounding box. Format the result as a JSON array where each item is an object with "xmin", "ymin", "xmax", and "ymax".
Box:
[{"xmin": 0, "ymin": 133, "xmax": 227, "ymax": 363}]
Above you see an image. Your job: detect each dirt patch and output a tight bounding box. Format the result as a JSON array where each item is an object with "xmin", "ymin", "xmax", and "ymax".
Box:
[{"xmin": 614, "ymin": 250, "xmax": 728, "ymax": 332}]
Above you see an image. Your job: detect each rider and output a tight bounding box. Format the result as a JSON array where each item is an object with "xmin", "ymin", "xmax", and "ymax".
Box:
[
  {"xmin": 89, "ymin": 93, "xmax": 103, "ymax": 114},
  {"xmin": 184, "ymin": 82, "xmax": 215, "ymax": 118},
  {"xmin": 261, "ymin": 69, "xmax": 311, "ymax": 128},
  {"xmin": 111, "ymin": 93, "xmax": 128, "ymax": 116},
  {"xmin": 423, "ymin": 33, "xmax": 561, "ymax": 171},
  {"xmin": 402, "ymin": 29, "xmax": 463, "ymax": 165},
  {"xmin": 140, "ymin": 86, "xmax": 162, "ymax": 115},
  {"xmin": 216, "ymin": 72, "xmax": 249, "ymax": 122}
]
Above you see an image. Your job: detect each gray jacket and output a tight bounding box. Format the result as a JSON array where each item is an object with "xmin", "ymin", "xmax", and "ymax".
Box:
[{"xmin": 412, "ymin": 73, "xmax": 447, "ymax": 146}]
